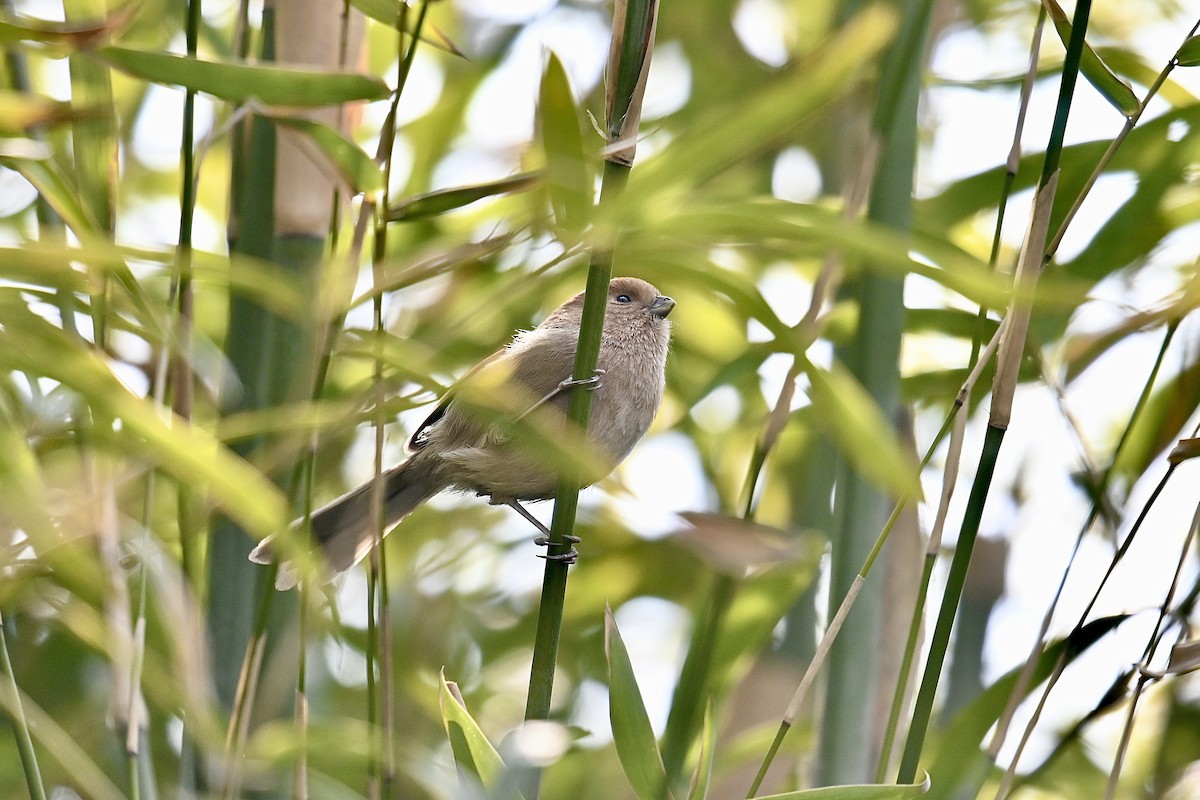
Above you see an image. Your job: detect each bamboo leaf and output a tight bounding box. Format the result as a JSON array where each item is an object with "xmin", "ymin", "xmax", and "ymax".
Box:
[
  {"xmin": 439, "ymin": 672, "xmax": 506, "ymax": 791},
  {"xmin": 606, "ymin": 605, "xmax": 671, "ymax": 800},
  {"xmin": 0, "ymin": 90, "xmax": 88, "ymax": 135},
  {"xmin": 1042, "ymin": 0, "xmax": 1139, "ymax": 116},
  {"xmin": 0, "ymin": 309, "xmax": 288, "ymax": 537},
  {"xmin": 752, "ymin": 774, "xmax": 930, "ymax": 799},
  {"xmin": 806, "ymin": 360, "xmax": 922, "ymax": 498},
  {"xmin": 1175, "ymin": 34, "xmax": 1200, "ymax": 66},
  {"xmin": 0, "ymin": 5, "xmax": 132, "ymax": 48},
  {"xmin": 539, "ymin": 51, "xmax": 592, "ymax": 234},
  {"xmin": 96, "ymin": 46, "xmax": 391, "ymax": 105},
  {"xmin": 0, "ymin": 155, "xmax": 101, "ymax": 235},
  {"xmin": 387, "ymin": 172, "xmax": 540, "ymax": 221},
  {"xmin": 268, "ymin": 114, "xmax": 384, "ymax": 194},
  {"xmin": 686, "ymin": 701, "xmax": 716, "ymax": 800}
]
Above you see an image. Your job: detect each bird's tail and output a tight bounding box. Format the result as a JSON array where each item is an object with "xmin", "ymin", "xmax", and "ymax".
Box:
[{"xmin": 250, "ymin": 457, "xmax": 440, "ymax": 589}]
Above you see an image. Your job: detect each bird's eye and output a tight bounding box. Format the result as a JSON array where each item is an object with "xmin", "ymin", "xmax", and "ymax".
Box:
[{"xmin": 615, "ymin": 294, "xmax": 632, "ymax": 303}]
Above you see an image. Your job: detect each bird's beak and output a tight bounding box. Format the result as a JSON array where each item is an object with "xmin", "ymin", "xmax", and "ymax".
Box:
[{"xmin": 649, "ymin": 295, "xmax": 675, "ymax": 318}]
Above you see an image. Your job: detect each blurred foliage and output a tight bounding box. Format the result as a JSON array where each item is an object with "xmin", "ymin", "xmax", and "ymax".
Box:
[{"xmin": 1, "ymin": 0, "xmax": 1199, "ymax": 798}]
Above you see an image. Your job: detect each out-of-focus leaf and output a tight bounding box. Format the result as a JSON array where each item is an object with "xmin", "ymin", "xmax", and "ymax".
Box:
[
  {"xmin": 1042, "ymin": 0, "xmax": 1139, "ymax": 116},
  {"xmin": 752, "ymin": 774, "xmax": 930, "ymax": 799},
  {"xmin": 0, "ymin": 156, "xmax": 100, "ymax": 234},
  {"xmin": 806, "ymin": 359, "xmax": 922, "ymax": 498},
  {"xmin": 1111, "ymin": 356, "xmax": 1200, "ymax": 483},
  {"xmin": 605, "ymin": 605, "xmax": 671, "ymax": 800},
  {"xmin": 686, "ymin": 701, "xmax": 716, "ymax": 800},
  {"xmin": 268, "ymin": 114, "xmax": 383, "ymax": 194},
  {"xmin": 673, "ymin": 512, "xmax": 809, "ymax": 576},
  {"xmin": 922, "ymin": 615, "xmax": 1128, "ymax": 800},
  {"xmin": 1176, "ymin": 34, "xmax": 1200, "ymax": 66},
  {"xmin": 539, "ymin": 51, "xmax": 592, "ymax": 234},
  {"xmin": 1166, "ymin": 640, "xmax": 1200, "ymax": 675},
  {"xmin": 349, "ymin": 0, "xmax": 463, "ymax": 56},
  {"xmin": 0, "ymin": 91, "xmax": 90, "ymax": 135},
  {"xmin": 96, "ymin": 46, "xmax": 391, "ymax": 105},
  {"xmin": 0, "ymin": 308, "xmax": 287, "ymax": 537},
  {"xmin": 387, "ymin": 173, "xmax": 540, "ymax": 222},
  {"xmin": 628, "ymin": 4, "xmax": 894, "ymax": 194},
  {"xmin": 439, "ymin": 673, "xmax": 505, "ymax": 791},
  {"xmin": 0, "ymin": 5, "xmax": 132, "ymax": 48}
]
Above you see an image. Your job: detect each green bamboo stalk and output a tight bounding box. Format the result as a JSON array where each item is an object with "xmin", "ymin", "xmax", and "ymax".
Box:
[
  {"xmin": 0, "ymin": 611, "xmax": 47, "ymax": 800},
  {"xmin": 819, "ymin": 0, "xmax": 933, "ymax": 783},
  {"xmin": 895, "ymin": 0, "xmax": 1095, "ymax": 784},
  {"xmin": 524, "ymin": 1, "xmax": 658, "ymax": 795}
]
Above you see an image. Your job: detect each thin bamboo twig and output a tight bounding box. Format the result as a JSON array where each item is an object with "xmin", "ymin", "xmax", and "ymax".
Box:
[{"xmin": 1103, "ymin": 501, "xmax": 1200, "ymax": 800}]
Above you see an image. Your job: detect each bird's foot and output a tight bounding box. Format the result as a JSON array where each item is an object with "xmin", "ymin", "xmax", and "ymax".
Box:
[
  {"xmin": 534, "ymin": 534, "xmax": 581, "ymax": 564},
  {"xmin": 559, "ymin": 369, "xmax": 605, "ymax": 393}
]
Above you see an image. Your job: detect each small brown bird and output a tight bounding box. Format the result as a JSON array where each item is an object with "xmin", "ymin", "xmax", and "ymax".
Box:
[{"xmin": 251, "ymin": 277, "xmax": 674, "ymax": 587}]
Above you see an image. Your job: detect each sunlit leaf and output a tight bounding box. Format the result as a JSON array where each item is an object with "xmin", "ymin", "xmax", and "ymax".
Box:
[
  {"xmin": 96, "ymin": 46, "xmax": 391, "ymax": 105},
  {"xmin": 539, "ymin": 51, "xmax": 592, "ymax": 234},
  {"xmin": 0, "ymin": 156, "xmax": 100, "ymax": 235},
  {"xmin": 387, "ymin": 173, "xmax": 540, "ymax": 222},
  {"xmin": 1042, "ymin": 0, "xmax": 1139, "ymax": 116},
  {"xmin": 0, "ymin": 308, "xmax": 288, "ymax": 537},
  {"xmin": 606, "ymin": 605, "xmax": 671, "ymax": 800},
  {"xmin": 439, "ymin": 672, "xmax": 505, "ymax": 791},
  {"xmin": 686, "ymin": 701, "xmax": 716, "ymax": 800},
  {"xmin": 806, "ymin": 359, "xmax": 922, "ymax": 498},
  {"xmin": 753, "ymin": 773, "xmax": 930, "ymax": 799},
  {"xmin": 268, "ymin": 114, "xmax": 384, "ymax": 194}
]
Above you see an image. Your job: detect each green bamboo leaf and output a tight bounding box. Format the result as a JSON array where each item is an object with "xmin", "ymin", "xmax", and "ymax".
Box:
[
  {"xmin": 347, "ymin": 0, "xmax": 463, "ymax": 56},
  {"xmin": 685, "ymin": 701, "xmax": 716, "ymax": 800},
  {"xmin": 539, "ymin": 51, "xmax": 593, "ymax": 234},
  {"xmin": 96, "ymin": 46, "xmax": 391, "ymax": 105},
  {"xmin": 387, "ymin": 172, "xmax": 540, "ymax": 221},
  {"xmin": 1042, "ymin": 0, "xmax": 1139, "ymax": 116},
  {"xmin": 0, "ymin": 308, "xmax": 288, "ymax": 537},
  {"xmin": 606, "ymin": 605, "xmax": 671, "ymax": 800},
  {"xmin": 268, "ymin": 114, "xmax": 384, "ymax": 194},
  {"xmin": 806, "ymin": 359, "xmax": 922, "ymax": 499},
  {"xmin": 439, "ymin": 672, "xmax": 505, "ymax": 791},
  {"xmin": 753, "ymin": 774, "xmax": 930, "ymax": 799},
  {"xmin": 0, "ymin": 90, "xmax": 86, "ymax": 135},
  {"xmin": 0, "ymin": 155, "xmax": 100, "ymax": 235},
  {"xmin": 0, "ymin": 5, "xmax": 130, "ymax": 48},
  {"xmin": 1175, "ymin": 34, "xmax": 1200, "ymax": 66}
]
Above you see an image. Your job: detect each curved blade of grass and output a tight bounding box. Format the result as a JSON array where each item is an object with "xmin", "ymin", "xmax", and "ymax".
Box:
[
  {"xmin": 96, "ymin": 46, "xmax": 390, "ymax": 105},
  {"xmin": 387, "ymin": 172, "xmax": 539, "ymax": 221},
  {"xmin": 268, "ymin": 114, "xmax": 384, "ymax": 194},
  {"xmin": 606, "ymin": 605, "xmax": 672, "ymax": 800},
  {"xmin": 1042, "ymin": 0, "xmax": 1138, "ymax": 116},
  {"xmin": 753, "ymin": 773, "xmax": 929, "ymax": 799},
  {"xmin": 439, "ymin": 672, "xmax": 506, "ymax": 792},
  {"xmin": 540, "ymin": 51, "xmax": 592, "ymax": 234}
]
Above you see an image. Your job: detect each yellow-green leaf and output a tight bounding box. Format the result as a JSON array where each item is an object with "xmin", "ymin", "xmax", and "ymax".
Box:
[
  {"xmin": 1043, "ymin": 0, "xmax": 1139, "ymax": 116},
  {"xmin": 806, "ymin": 359, "xmax": 922, "ymax": 499},
  {"xmin": 1176, "ymin": 34, "xmax": 1200, "ymax": 66},
  {"xmin": 268, "ymin": 114, "xmax": 384, "ymax": 194},
  {"xmin": 96, "ymin": 46, "xmax": 391, "ymax": 106},
  {"xmin": 439, "ymin": 672, "xmax": 505, "ymax": 791},
  {"xmin": 606, "ymin": 605, "xmax": 670, "ymax": 800},
  {"xmin": 387, "ymin": 173, "xmax": 540, "ymax": 222},
  {"xmin": 539, "ymin": 51, "xmax": 592, "ymax": 234}
]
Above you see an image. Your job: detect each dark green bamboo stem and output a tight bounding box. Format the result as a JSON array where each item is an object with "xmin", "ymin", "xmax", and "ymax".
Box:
[
  {"xmin": 525, "ymin": 163, "xmax": 629, "ymax": 724},
  {"xmin": 897, "ymin": 423, "xmax": 1005, "ymax": 782},
  {"xmin": 0, "ymin": 612, "xmax": 47, "ymax": 800}
]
